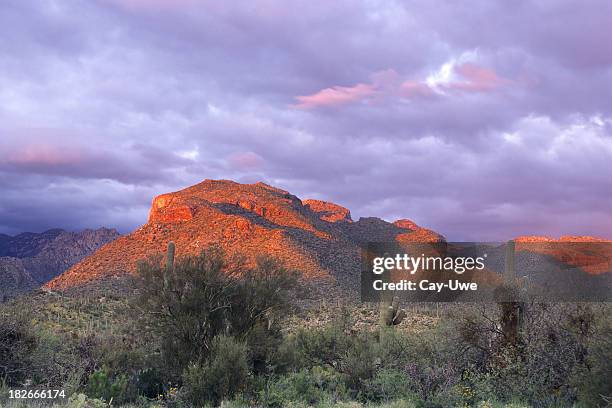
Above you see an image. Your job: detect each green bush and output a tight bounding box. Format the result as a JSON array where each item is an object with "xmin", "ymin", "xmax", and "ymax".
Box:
[
  {"xmin": 182, "ymin": 335, "xmax": 250, "ymax": 406},
  {"xmin": 286, "ymin": 316, "xmax": 354, "ymax": 370},
  {"xmin": 360, "ymin": 369, "xmax": 415, "ymax": 403},
  {"xmin": 275, "ymin": 320, "xmax": 463, "ymax": 404},
  {"xmin": 389, "ymin": 326, "xmax": 460, "ymax": 404},
  {"xmin": 340, "ymin": 336, "xmax": 377, "ymax": 393},
  {"xmin": 260, "ymin": 366, "xmax": 348, "ymax": 407},
  {"xmin": 64, "ymin": 393, "xmax": 109, "ymax": 408},
  {"xmin": 376, "ymin": 328, "xmax": 414, "ymax": 369},
  {"xmin": 85, "ymin": 368, "xmax": 129, "ymax": 404}
]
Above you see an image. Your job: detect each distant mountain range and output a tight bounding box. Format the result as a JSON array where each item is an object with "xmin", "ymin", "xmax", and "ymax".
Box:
[{"xmin": 0, "ymin": 228, "xmax": 120, "ymax": 300}]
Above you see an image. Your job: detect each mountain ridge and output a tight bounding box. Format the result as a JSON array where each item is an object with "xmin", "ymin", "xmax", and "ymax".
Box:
[
  {"xmin": 46, "ymin": 179, "xmax": 443, "ymax": 290},
  {"xmin": 0, "ymin": 228, "xmax": 120, "ymax": 300}
]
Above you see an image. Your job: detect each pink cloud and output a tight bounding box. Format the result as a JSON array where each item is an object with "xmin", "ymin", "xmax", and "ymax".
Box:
[
  {"xmin": 400, "ymin": 80, "xmax": 435, "ymax": 98},
  {"xmin": 292, "ymin": 64, "xmax": 510, "ymax": 109},
  {"xmin": 292, "ymin": 83, "xmax": 377, "ymax": 109},
  {"xmin": 227, "ymin": 151, "xmax": 264, "ymax": 170},
  {"xmin": 446, "ymin": 63, "xmax": 509, "ymax": 92},
  {"xmin": 8, "ymin": 144, "xmax": 83, "ymax": 167}
]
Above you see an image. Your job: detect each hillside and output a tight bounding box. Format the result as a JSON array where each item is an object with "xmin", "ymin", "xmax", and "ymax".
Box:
[
  {"xmin": 45, "ymin": 180, "xmax": 443, "ymax": 291},
  {"xmin": 0, "ymin": 228, "xmax": 120, "ymax": 300}
]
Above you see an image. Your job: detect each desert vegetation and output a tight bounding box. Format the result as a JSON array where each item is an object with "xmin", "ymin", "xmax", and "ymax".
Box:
[{"xmin": 0, "ymin": 246, "xmax": 610, "ymax": 407}]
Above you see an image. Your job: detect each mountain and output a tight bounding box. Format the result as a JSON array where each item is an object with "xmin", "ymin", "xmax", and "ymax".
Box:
[
  {"xmin": 0, "ymin": 228, "xmax": 120, "ymax": 300},
  {"xmin": 0, "ymin": 233, "xmax": 11, "ymax": 248},
  {"xmin": 44, "ymin": 179, "xmax": 609, "ymax": 296},
  {"xmin": 0, "ymin": 258, "xmax": 37, "ymax": 301},
  {"xmin": 514, "ymin": 235, "xmax": 612, "ymax": 275},
  {"xmin": 45, "ymin": 180, "xmax": 443, "ymax": 291}
]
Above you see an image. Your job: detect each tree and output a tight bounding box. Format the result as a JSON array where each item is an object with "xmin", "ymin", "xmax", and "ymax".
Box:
[{"xmin": 133, "ymin": 244, "xmax": 299, "ymax": 380}]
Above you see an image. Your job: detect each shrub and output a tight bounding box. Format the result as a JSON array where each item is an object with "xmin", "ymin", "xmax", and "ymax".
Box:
[
  {"xmin": 134, "ymin": 368, "xmax": 165, "ymax": 399},
  {"xmin": 65, "ymin": 393, "xmax": 108, "ymax": 408},
  {"xmin": 20, "ymin": 327, "xmax": 78, "ymax": 388},
  {"xmin": 287, "ymin": 315, "xmax": 353, "ymax": 370},
  {"xmin": 245, "ymin": 320, "xmax": 283, "ymax": 375},
  {"xmin": 0, "ymin": 311, "xmax": 37, "ymax": 386},
  {"xmin": 572, "ymin": 310, "xmax": 612, "ymax": 407},
  {"xmin": 260, "ymin": 366, "xmax": 348, "ymax": 407},
  {"xmin": 456, "ymin": 303, "xmax": 611, "ymax": 407},
  {"xmin": 340, "ymin": 336, "xmax": 377, "ymax": 393},
  {"xmin": 85, "ymin": 368, "xmax": 129, "ymax": 404},
  {"xmin": 134, "ymin": 246, "xmax": 299, "ymax": 381},
  {"xmin": 229, "ymin": 255, "xmax": 301, "ymax": 336},
  {"xmin": 360, "ymin": 369, "xmax": 415, "ymax": 403},
  {"xmin": 390, "ymin": 326, "xmax": 460, "ymax": 403},
  {"xmin": 182, "ymin": 335, "xmax": 250, "ymax": 406},
  {"xmin": 376, "ymin": 328, "xmax": 415, "ymax": 369}
]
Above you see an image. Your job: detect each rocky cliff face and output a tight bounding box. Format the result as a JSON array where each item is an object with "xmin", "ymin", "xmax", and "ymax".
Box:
[
  {"xmin": 46, "ymin": 180, "xmax": 444, "ymax": 290},
  {"xmin": 303, "ymin": 199, "xmax": 352, "ymax": 223},
  {"xmin": 0, "ymin": 228, "xmax": 120, "ymax": 299}
]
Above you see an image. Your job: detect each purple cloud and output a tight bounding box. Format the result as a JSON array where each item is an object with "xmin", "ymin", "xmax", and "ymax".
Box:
[{"xmin": 0, "ymin": 0, "xmax": 610, "ymax": 240}]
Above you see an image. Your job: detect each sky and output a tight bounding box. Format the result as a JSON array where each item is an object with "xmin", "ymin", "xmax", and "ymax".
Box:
[{"xmin": 1, "ymin": 0, "xmax": 611, "ymax": 240}]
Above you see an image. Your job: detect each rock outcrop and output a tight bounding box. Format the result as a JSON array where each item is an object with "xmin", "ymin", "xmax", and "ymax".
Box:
[
  {"xmin": 393, "ymin": 219, "xmax": 445, "ymax": 243},
  {"xmin": 303, "ymin": 199, "xmax": 352, "ymax": 223}
]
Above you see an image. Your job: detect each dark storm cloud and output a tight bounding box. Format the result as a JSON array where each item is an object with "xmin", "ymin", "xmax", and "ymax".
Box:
[{"xmin": 0, "ymin": 0, "xmax": 610, "ymax": 239}]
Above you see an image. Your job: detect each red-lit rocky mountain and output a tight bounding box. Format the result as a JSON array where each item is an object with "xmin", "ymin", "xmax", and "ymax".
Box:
[
  {"xmin": 0, "ymin": 228, "xmax": 120, "ymax": 300},
  {"xmin": 514, "ymin": 235, "xmax": 612, "ymax": 275},
  {"xmin": 46, "ymin": 180, "xmax": 443, "ymax": 290}
]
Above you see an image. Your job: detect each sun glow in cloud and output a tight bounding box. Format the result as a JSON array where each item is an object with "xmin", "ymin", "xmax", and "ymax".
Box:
[
  {"xmin": 177, "ymin": 149, "xmax": 200, "ymax": 161},
  {"xmin": 425, "ymin": 61, "xmax": 456, "ymax": 91}
]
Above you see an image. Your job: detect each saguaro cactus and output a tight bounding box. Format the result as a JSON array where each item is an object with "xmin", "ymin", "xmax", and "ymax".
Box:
[
  {"xmin": 166, "ymin": 241, "xmax": 176, "ymax": 272},
  {"xmin": 499, "ymin": 240, "xmax": 525, "ymax": 346},
  {"xmin": 164, "ymin": 241, "xmax": 175, "ymax": 288},
  {"xmin": 379, "ymin": 296, "xmax": 406, "ymax": 326},
  {"xmin": 504, "ymin": 240, "xmax": 516, "ymax": 284}
]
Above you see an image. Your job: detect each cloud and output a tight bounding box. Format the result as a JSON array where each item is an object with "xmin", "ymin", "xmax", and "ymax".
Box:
[
  {"xmin": 226, "ymin": 151, "xmax": 265, "ymax": 170},
  {"xmin": 0, "ymin": 0, "xmax": 611, "ymax": 240},
  {"xmin": 292, "ymin": 83, "xmax": 377, "ymax": 109},
  {"xmin": 106, "ymin": 0, "xmax": 198, "ymax": 12},
  {"xmin": 400, "ymin": 80, "xmax": 435, "ymax": 98},
  {"xmin": 7, "ymin": 144, "xmax": 82, "ymax": 167},
  {"xmin": 292, "ymin": 61, "xmax": 511, "ymax": 109},
  {"xmin": 449, "ymin": 63, "xmax": 508, "ymax": 92}
]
